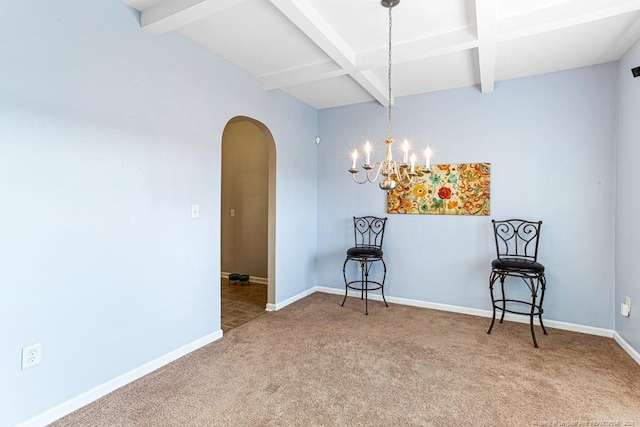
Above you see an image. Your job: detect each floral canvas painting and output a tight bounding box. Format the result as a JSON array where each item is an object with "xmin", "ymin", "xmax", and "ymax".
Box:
[{"xmin": 387, "ymin": 163, "xmax": 490, "ymax": 215}]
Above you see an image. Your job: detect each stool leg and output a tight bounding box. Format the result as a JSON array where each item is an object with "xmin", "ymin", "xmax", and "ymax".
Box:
[
  {"xmin": 487, "ymin": 271, "xmax": 499, "ymax": 334},
  {"xmin": 341, "ymin": 258, "xmax": 350, "ymax": 307},
  {"xmin": 363, "ymin": 259, "xmax": 369, "ymax": 315},
  {"xmin": 538, "ymin": 274, "xmax": 548, "ymax": 335},
  {"xmin": 380, "ymin": 258, "xmax": 389, "ymax": 307},
  {"xmin": 529, "ymin": 277, "xmax": 539, "ymax": 348},
  {"xmin": 499, "ymin": 275, "xmax": 507, "ymax": 324},
  {"xmin": 360, "ymin": 259, "xmax": 365, "ymax": 301},
  {"xmin": 343, "ymin": 256, "xmax": 388, "ymax": 315}
]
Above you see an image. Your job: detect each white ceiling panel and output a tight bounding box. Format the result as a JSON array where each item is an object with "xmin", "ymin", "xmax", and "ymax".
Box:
[
  {"xmin": 497, "ymin": 0, "xmax": 575, "ymax": 19},
  {"xmin": 311, "ymin": 0, "xmax": 474, "ymax": 52},
  {"xmin": 371, "ymin": 49, "xmax": 479, "ymax": 97},
  {"xmin": 283, "ymin": 75, "xmax": 376, "ymax": 109},
  {"xmin": 177, "ymin": 0, "xmax": 331, "ymax": 76},
  {"xmin": 496, "ymin": 11, "xmax": 640, "ymax": 81},
  {"xmin": 124, "ymin": 0, "xmax": 640, "ymax": 109}
]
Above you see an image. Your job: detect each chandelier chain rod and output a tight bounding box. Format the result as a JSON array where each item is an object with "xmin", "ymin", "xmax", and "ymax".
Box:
[
  {"xmin": 348, "ymin": 1, "xmax": 434, "ymax": 192},
  {"xmin": 387, "ymin": 5, "xmax": 392, "ymax": 142}
]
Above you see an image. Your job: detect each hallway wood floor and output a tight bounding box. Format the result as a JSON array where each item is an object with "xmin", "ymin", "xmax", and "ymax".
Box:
[{"xmin": 221, "ymin": 278, "xmax": 267, "ymax": 332}]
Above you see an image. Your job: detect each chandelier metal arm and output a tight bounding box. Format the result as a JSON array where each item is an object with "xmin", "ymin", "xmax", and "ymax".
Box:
[{"xmin": 349, "ymin": 162, "xmax": 383, "ymax": 184}]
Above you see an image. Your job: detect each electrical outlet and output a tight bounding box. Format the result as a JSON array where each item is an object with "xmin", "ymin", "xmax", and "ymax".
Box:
[
  {"xmin": 22, "ymin": 343, "xmax": 42, "ymax": 370},
  {"xmin": 626, "ymin": 297, "xmax": 632, "ymax": 314},
  {"xmin": 622, "ymin": 303, "xmax": 630, "ymax": 317}
]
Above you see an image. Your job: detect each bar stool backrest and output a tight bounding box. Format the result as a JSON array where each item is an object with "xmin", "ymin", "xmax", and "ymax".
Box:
[
  {"xmin": 353, "ymin": 216, "xmax": 387, "ymax": 249},
  {"xmin": 492, "ymin": 219, "xmax": 542, "ymax": 262}
]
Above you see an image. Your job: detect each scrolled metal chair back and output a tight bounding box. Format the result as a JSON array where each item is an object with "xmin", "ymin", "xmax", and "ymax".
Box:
[
  {"xmin": 353, "ymin": 216, "xmax": 387, "ymax": 249},
  {"xmin": 492, "ymin": 219, "xmax": 542, "ymax": 261}
]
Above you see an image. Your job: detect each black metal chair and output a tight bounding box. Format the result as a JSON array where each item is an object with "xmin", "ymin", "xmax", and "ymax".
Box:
[
  {"xmin": 342, "ymin": 216, "xmax": 389, "ymax": 315},
  {"xmin": 487, "ymin": 219, "xmax": 547, "ymax": 348}
]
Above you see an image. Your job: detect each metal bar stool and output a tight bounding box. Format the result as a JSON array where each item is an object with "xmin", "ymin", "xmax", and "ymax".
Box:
[
  {"xmin": 487, "ymin": 219, "xmax": 547, "ymax": 348},
  {"xmin": 342, "ymin": 216, "xmax": 389, "ymax": 315}
]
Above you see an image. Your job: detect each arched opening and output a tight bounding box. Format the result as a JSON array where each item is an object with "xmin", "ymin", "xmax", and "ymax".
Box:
[{"xmin": 220, "ymin": 116, "xmax": 276, "ymax": 331}]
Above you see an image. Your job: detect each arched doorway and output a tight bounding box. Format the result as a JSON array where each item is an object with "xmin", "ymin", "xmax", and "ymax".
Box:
[{"xmin": 220, "ymin": 116, "xmax": 276, "ymax": 330}]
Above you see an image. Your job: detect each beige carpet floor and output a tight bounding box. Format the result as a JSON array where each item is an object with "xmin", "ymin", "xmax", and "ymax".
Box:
[{"xmin": 52, "ymin": 293, "xmax": 640, "ymax": 426}]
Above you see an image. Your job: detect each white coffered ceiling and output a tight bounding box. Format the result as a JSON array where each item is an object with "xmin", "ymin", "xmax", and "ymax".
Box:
[{"xmin": 122, "ymin": 0, "xmax": 640, "ymax": 109}]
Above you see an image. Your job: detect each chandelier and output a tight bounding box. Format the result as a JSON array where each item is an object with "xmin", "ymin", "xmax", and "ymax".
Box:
[{"xmin": 348, "ymin": 0, "xmax": 433, "ymax": 192}]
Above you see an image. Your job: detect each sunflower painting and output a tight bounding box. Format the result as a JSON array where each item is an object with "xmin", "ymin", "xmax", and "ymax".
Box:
[{"xmin": 387, "ymin": 163, "xmax": 490, "ymax": 215}]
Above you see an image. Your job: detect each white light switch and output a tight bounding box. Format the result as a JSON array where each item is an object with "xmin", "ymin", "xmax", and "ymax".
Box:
[
  {"xmin": 230, "ymin": 209, "xmax": 235, "ymax": 217},
  {"xmin": 191, "ymin": 204, "xmax": 199, "ymax": 218}
]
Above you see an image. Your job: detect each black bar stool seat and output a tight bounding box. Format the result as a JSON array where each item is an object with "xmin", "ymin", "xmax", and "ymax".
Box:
[
  {"xmin": 491, "ymin": 258, "xmax": 544, "ymax": 272},
  {"xmin": 347, "ymin": 246, "xmax": 383, "ymax": 258}
]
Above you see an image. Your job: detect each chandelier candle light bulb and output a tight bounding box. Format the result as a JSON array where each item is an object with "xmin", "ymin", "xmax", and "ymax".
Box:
[
  {"xmin": 402, "ymin": 140, "xmax": 409, "ymax": 164},
  {"xmin": 425, "ymin": 147, "xmax": 432, "ymax": 170},
  {"xmin": 365, "ymin": 141, "xmax": 371, "ymax": 166},
  {"xmin": 410, "ymin": 153, "xmax": 416, "ymax": 174},
  {"xmin": 351, "ymin": 150, "xmax": 358, "ymax": 170}
]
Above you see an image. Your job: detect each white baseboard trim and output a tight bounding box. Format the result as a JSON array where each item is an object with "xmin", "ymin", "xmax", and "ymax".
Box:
[
  {"xmin": 18, "ymin": 330, "xmax": 223, "ymax": 427},
  {"xmin": 265, "ymin": 287, "xmax": 316, "ymax": 312},
  {"xmin": 314, "ymin": 286, "xmax": 614, "ymax": 338},
  {"xmin": 613, "ymin": 332, "xmax": 640, "ymax": 365},
  {"xmin": 251, "ymin": 276, "xmax": 268, "ymax": 285},
  {"xmin": 221, "ymin": 272, "xmax": 267, "ymax": 285}
]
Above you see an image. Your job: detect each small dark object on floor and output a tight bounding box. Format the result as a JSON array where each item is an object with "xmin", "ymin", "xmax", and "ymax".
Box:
[{"xmin": 229, "ymin": 273, "xmax": 250, "ymax": 286}]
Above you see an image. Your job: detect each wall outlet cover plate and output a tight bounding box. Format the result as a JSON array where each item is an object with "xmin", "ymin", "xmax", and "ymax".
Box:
[{"xmin": 22, "ymin": 343, "xmax": 42, "ymax": 369}]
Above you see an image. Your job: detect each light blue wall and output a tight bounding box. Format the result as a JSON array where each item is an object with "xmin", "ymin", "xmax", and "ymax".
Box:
[
  {"xmin": 0, "ymin": 1, "xmax": 317, "ymax": 425},
  {"xmin": 318, "ymin": 64, "xmax": 618, "ymax": 329},
  {"xmin": 615, "ymin": 38, "xmax": 640, "ymax": 353}
]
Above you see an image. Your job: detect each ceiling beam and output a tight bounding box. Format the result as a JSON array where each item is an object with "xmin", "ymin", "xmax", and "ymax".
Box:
[
  {"xmin": 141, "ymin": 0, "xmax": 251, "ymax": 35},
  {"xmin": 499, "ymin": 0, "xmax": 640, "ymax": 41},
  {"xmin": 260, "ymin": 0, "xmax": 640, "ymax": 95},
  {"xmin": 475, "ymin": 0, "xmax": 497, "ymax": 94},
  {"xmin": 356, "ymin": 29, "xmax": 478, "ymax": 69},
  {"xmin": 260, "ymin": 61, "xmax": 347, "ymax": 91},
  {"xmin": 267, "ymin": 0, "xmax": 389, "ymax": 106},
  {"xmin": 261, "ymin": 30, "xmax": 478, "ymax": 92}
]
